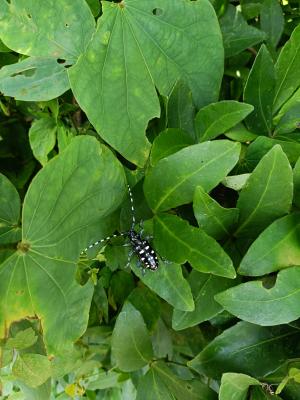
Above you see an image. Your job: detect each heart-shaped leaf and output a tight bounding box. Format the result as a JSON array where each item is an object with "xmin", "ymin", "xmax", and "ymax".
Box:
[
  {"xmin": 69, "ymin": 0, "xmax": 223, "ymax": 165},
  {"xmin": 0, "ymin": 136, "xmax": 125, "ymax": 356}
]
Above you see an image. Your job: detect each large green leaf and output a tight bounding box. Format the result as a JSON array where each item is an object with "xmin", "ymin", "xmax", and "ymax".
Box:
[
  {"xmin": 0, "ymin": 173, "xmax": 21, "ymax": 245},
  {"xmin": 235, "ymin": 146, "xmax": 293, "ymax": 237},
  {"xmin": 154, "ymin": 214, "xmax": 236, "ymax": 279},
  {"xmin": 131, "ymin": 261, "xmax": 194, "ymax": 312},
  {"xmin": 243, "ymin": 45, "xmax": 275, "ymax": 135},
  {"xmin": 0, "ymin": 57, "xmax": 70, "ymax": 101},
  {"xmin": 69, "ymin": 0, "xmax": 223, "ymax": 165},
  {"xmin": 172, "ymin": 271, "xmax": 235, "ymax": 331},
  {"xmin": 111, "ymin": 302, "xmax": 153, "ymax": 372},
  {"xmin": 193, "ymin": 186, "xmax": 239, "ymax": 240},
  {"xmin": 0, "ymin": 0, "xmax": 95, "ymax": 60},
  {"xmin": 239, "ymin": 214, "xmax": 300, "ymax": 276},
  {"xmin": 273, "ymin": 25, "xmax": 300, "ymax": 114},
  {"xmin": 220, "ymin": 5, "xmax": 265, "ymax": 57},
  {"xmin": 195, "ymin": 101, "xmax": 253, "ymax": 142},
  {"xmin": 216, "ymin": 266, "xmax": 300, "ymax": 325},
  {"xmin": 188, "ymin": 321, "xmax": 300, "ymax": 378},
  {"xmin": 136, "ymin": 361, "xmax": 217, "ymax": 400},
  {"xmin": 219, "ymin": 373, "xmax": 260, "ymax": 400},
  {"xmin": 0, "ymin": 136, "xmax": 126, "ymax": 357},
  {"xmin": 144, "ymin": 140, "xmax": 241, "ymax": 212}
]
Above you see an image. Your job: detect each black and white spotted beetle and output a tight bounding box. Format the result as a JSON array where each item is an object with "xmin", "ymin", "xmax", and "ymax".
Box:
[{"xmin": 82, "ymin": 185, "xmax": 159, "ymax": 272}]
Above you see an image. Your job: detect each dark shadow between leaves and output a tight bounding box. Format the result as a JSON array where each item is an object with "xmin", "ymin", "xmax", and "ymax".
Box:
[
  {"xmin": 261, "ymin": 273, "xmax": 277, "ymax": 289},
  {"xmin": 152, "ymin": 8, "xmax": 163, "ymax": 16}
]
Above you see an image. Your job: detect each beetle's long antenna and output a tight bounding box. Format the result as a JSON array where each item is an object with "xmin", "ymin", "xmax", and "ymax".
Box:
[
  {"xmin": 127, "ymin": 184, "xmax": 136, "ymax": 230},
  {"xmin": 81, "ymin": 232, "xmax": 127, "ymax": 254}
]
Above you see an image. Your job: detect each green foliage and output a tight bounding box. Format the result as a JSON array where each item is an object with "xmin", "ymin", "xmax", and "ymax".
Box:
[{"xmin": 0, "ymin": 0, "xmax": 300, "ymax": 399}]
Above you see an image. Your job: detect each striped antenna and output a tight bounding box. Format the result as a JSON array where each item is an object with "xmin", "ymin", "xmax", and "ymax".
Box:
[
  {"xmin": 127, "ymin": 184, "xmax": 136, "ymax": 230},
  {"xmin": 81, "ymin": 232, "xmax": 127, "ymax": 254}
]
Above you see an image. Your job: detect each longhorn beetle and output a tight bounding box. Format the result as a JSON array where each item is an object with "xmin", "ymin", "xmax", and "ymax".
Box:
[{"xmin": 82, "ymin": 185, "xmax": 159, "ymax": 272}]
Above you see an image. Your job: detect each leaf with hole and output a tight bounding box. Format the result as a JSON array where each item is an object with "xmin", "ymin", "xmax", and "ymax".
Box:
[
  {"xmin": 216, "ymin": 266, "xmax": 300, "ymax": 325},
  {"xmin": 144, "ymin": 140, "xmax": 241, "ymax": 212},
  {"xmin": 111, "ymin": 302, "xmax": 153, "ymax": 372},
  {"xmin": 69, "ymin": 0, "xmax": 223, "ymax": 165},
  {"xmin": 0, "ymin": 0, "xmax": 95, "ymax": 60},
  {"xmin": 153, "ymin": 214, "xmax": 236, "ymax": 279},
  {"xmin": 0, "ymin": 57, "xmax": 70, "ymax": 101}
]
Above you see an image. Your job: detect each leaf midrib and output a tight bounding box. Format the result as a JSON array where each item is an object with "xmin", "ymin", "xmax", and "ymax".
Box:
[
  {"xmin": 154, "ymin": 144, "xmax": 239, "ymax": 212},
  {"xmin": 235, "ymin": 149, "xmax": 278, "ymax": 235},
  {"xmin": 273, "ymin": 29, "xmax": 300, "ymax": 111},
  {"xmin": 156, "ymin": 216, "xmax": 221, "ymax": 269},
  {"xmin": 196, "ymin": 330, "xmax": 298, "ymax": 366}
]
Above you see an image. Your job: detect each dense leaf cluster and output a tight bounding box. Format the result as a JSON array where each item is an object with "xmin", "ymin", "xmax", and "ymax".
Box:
[{"xmin": 0, "ymin": 0, "xmax": 300, "ymax": 399}]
